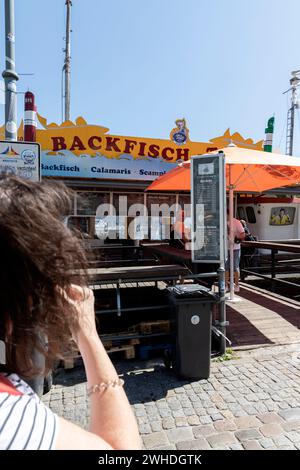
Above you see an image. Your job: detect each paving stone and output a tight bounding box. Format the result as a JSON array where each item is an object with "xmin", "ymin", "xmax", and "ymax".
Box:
[
  {"xmin": 273, "ymin": 435, "xmax": 293, "ymax": 447},
  {"xmin": 152, "ymin": 444, "xmax": 177, "ymax": 450},
  {"xmin": 162, "ymin": 418, "xmax": 175, "ymax": 430},
  {"xmin": 143, "ymin": 432, "xmax": 170, "ymax": 449},
  {"xmin": 279, "ymin": 408, "xmax": 300, "ymax": 421},
  {"xmin": 176, "ymin": 438, "xmax": 211, "ymax": 450},
  {"xmin": 172, "ymin": 409, "xmax": 185, "ymax": 418},
  {"xmin": 234, "ymin": 416, "xmax": 261, "ymax": 429},
  {"xmin": 195, "ymin": 408, "xmax": 208, "ymax": 417},
  {"xmin": 235, "ymin": 429, "xmax": 262, "ymax": 442},
  {"xmin": 207, "ymin": 432, "xmax": 237, "ymax": 448},
  {"xmin": 282, "ymin": 419, "xmax": 300, "ymax": 432},
  {"xmin": 151, "ymin": 421, "xmax": 163, "ymax": 432},
  {"xmin": 139, "ymin": 423, "xmax": 152, "ymax": 434},
  {"xmin": 259, "ymin": 437, "xmax": 276, "ymax": 449},
  {"xmin": 229, "ymin": 443, "xmax": 243, "ymax": 450},
  {"xmin": 233, "ymin": 410, "xmax": 248, "ymax": 418},
  {"xmin": 175, "ymin": 417, "xmax": 188, "ymax": 427},
  {"xmin": 259, "ymin": 423, "xmax": 283, "ymax": 438},
  {"xmin": 243, "ymin": 440, "xmax": 263, "ymax": 450},
  {"xmin": 200, "ymin": 415, "xmax": 212, "ymax": 425},
  {"xmin": 257, "ymin": 413, "xmax": 283, "ymax": 424},
  {"xmin": 193, "ymin": 425, "xmax": 216, "ymax": 438},
  {"xmin": 278, "ymin": 445, "xmax": 296, "ymax": 450},
  {"xmin": 187, "ymin": 415, "xmax": 200, "ymax": 426},
  {"xmin": 221, "ymin": 410, "xmax": 235, "ymax": 420},
  {"xmin": 286, "ymin": 431, "xmax": 300, "ymax": 444},
  {"xmin": 159, "ymin": 409, "xmax": 172, "ymax": 418},
  {"xmin": 183, "ymin": 407, "xmax": 195, "ymax": 416},
  {"xmin": 167, "ymin": 427, "xmax": 194, "ymax": 444},
  {"xmin": 211, "ymin": 413, "xmax": 224, "ymax": 421},
  {"xmin": 214, "ymin": 419, "xmax": 237, "ymax": 432}
]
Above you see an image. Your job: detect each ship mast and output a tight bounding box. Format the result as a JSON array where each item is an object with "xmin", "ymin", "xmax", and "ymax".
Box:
[
  {"xmin": 286, "ymin": 70, "xmax": 300, "ymax": 156},
  {"xmin": 63, "ymin": 0, "xmax": 72, "ymax": 121}
]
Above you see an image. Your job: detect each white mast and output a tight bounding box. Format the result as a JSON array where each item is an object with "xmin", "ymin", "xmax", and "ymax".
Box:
[
  {"xmin": 286, "ymin": 70, "xmax": 300, "ymax": 156},
  {"xmin": 63, "ymin": 0, "xmax": 72, "ymax": 121}
]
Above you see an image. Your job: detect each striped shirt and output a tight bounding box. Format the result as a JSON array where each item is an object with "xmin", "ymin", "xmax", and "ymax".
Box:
[{"xmin": 0, "ymin": 373, "xmax": 58, "ymax": 450}]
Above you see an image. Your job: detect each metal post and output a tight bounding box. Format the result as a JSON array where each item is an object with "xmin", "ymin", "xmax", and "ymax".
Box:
[
  {"xmin": 218, "ymin": 151, "xmax": 227, "ymax": 354},
  {"xmin": 217, "ymin": 266, "xmax": 226, "ymax": 354},
  {"xmin": 286, "ymin": 71, "xmax": 300, "ymax": 156},
  {"xmin": 2, "ymin": 0, "xmax": 19, "ymax": 141},
  {"xmin": 271, "ymin": 249, "xmax": 276, "ymax": 292},
  {"xmin": 63, "ymin": 0, "xmax": 72, "ymax": 121},
  {"xmin": 229, "ymin": 167, "xmax": 235, "ymax": 300}
]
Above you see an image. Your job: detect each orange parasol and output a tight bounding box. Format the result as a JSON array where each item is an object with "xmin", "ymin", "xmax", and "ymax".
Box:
[
  {"xmin": 147, "ymin": 145, "xmax": 300, "ymax": 300},
  {"xmin": 147, "ymin": 145, "xmax": 300, "ymax": 193}
]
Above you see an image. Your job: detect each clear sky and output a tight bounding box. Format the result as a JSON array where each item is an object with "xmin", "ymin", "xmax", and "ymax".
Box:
[{"xmin": 1, "ymin": 0, "xmax": 300, "ymax": 154}]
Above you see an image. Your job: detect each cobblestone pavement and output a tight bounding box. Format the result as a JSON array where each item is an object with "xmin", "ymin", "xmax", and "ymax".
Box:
[{"xmin": 42, "ymin": 343, "xmax": 300, "ymax": 450}]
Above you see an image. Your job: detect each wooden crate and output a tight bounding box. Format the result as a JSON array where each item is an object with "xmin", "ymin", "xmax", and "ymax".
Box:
[
  {"xmin": 102, "ymin": 332, "xmax": 140, "ymax": 349},
  {"xmin": 106, "ymin": 344, "xmax": 135, "ymax": 359},
  {"xmin": 62, "ymin": 353, "xmax": 81, "ymax": 370},
  {"xmin": 130, "ymin": 320, "xmax": 170, "ymax": 335}
]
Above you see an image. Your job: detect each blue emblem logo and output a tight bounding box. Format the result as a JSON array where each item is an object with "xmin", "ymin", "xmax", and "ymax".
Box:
[
  {"xmin": 21, "ymin": 149, "xmax": 36, "ymax": 164},
  {"xmin": 171, "ymin": 118, "xmax": 189, "ymax": 145}
]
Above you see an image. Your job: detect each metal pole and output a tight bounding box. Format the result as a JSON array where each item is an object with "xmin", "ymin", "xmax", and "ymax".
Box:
[
  {"xmin": 64, "ymin": 0, "xmax": 72, "ymax": 121},
  {"xmin": 218, "ymin": 151, "xmax": 227, "ymax": 354},
  {"xmin": 286, "ymin": 71, "xmax": 300, "ymax": 156},
  {"xmin": 228, "ymin": 165, "xmax": 235, "ymax": 300},
  {"xmin": 288, "ymin": 102, "xmax": 295, "ymax": 156},
  {"xmin": 2, "ymin": 0, "xmax": 19, "ymax": 140}
]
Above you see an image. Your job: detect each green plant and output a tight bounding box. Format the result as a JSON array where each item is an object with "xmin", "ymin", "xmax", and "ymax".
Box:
[{"xmin": 213, "ymin": 348, "xmax": 239, "ymax": 363}]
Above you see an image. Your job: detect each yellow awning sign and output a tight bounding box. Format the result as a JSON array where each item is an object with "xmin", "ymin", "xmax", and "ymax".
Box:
[{"xmin": 0, "ymin": 116, "xmax": 263, "ymax": 181}]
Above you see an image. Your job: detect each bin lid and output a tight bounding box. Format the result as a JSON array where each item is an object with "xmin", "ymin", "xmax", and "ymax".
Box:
[{"xmin": 167, "ymin": 284, "xmax": 216, "ymax": 299}]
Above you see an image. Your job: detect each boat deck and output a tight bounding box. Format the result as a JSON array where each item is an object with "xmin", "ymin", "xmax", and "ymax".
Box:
[{"xmin": 227, "ymin": 283, "xmax": 300, "ymax": 349}]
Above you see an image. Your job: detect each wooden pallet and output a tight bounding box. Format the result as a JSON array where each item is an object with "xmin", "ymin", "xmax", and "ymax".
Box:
[
  {"xmin": 62, "ymin": 353, "xmax": 81, "ymax": 370},
  {"xmin": 106, "ymin": 344, "xmax": 135, "ymax": 359},
  {"xmin": 130, "ymin": 320, "xmax": 170, "ymax": 335},
  {"xmin": 102, "ymin": 332, "xmax": 140, "ymax": 350}
]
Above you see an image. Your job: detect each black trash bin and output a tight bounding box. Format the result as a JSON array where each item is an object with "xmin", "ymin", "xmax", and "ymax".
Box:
[{"xmin": 167, "ymin": 284, "xmax": 216, "ymax": 380}]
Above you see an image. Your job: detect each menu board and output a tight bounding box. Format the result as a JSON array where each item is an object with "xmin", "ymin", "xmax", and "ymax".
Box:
[
  {"xmin": 191, "ymin": 154, "xmax": 225, "ymax": 263},
  {"xmin": 0, "ymin": 141, "xmax": 40, "ymax": 181}
]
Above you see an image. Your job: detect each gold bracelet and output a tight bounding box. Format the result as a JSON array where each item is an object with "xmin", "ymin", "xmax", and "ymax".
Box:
[{"xmin": 87, "ymin": 378, "xmax": 124, "ymax": 396}]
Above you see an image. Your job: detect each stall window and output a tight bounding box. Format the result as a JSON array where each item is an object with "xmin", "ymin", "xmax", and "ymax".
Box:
[
  {"xmin": 178, "ymin": 194, "xmax": 191, "ymax": 210},
  {"xmin": 67, "ymin": 216, "xmax": 96, "ymax": 239},
  {"xmin": 237, "ymin": 207, "xmax": 246, "ymax": 221},
  {"xmin": 269, "ymin": 207, "xmax": 295, "ymax": 226},
  {"xmin": 246, "ymin": 206, "xmax": 256, "ymax": 224},
  {"xmin": 147, "ymin": 193, "xmax": 177, "ymax": 218},
  {"xmin": 76, "ymin": 192, "xmax": 110, "ymax": 215},
  {"xmin": 113, "ymin": 192, "xmax": 145, "ymax": 215}
]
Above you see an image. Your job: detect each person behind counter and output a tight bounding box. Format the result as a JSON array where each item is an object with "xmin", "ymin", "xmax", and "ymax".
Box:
[
  {"xmin": 170, "ymin": 208, "xmax": 191, "ymax": 249},
  {"xmin": 240, "ymin": 219, "xmax": 259, "ymax": 269},
  {"xmin": 0, "ymin": 175, "xmax": 141, "ymax": 450}
]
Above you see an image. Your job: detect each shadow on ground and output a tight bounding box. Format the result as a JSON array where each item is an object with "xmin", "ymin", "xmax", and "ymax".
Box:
[{"xmin": 53, "ymin": 358, "xmax": 193, "ymax": 404}]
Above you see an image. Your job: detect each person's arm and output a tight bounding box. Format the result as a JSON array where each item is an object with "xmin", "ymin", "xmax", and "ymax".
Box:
[
  {"xmin": 56, "ymin": 286, "xmax": 141, "ymax": 450},
  {"xmin": 236, "ymin": 220, "xmax": 245, "ymax": 241}
]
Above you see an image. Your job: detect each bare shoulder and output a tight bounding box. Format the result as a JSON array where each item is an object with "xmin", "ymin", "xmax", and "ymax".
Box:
[{"xmin": 55, "ymin": 417, "xmax": 113, "ymax": 450}]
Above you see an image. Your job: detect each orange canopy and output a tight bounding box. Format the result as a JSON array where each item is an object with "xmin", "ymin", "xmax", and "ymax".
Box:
[{"xmin": 147, "ymin": 146, "xmax": 300, "ymax": 193}]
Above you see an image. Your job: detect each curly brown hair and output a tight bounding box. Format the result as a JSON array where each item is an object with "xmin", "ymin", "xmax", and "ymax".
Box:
[{"xmin": 0, "ymin": 175, "xmax": 88, "ymax": 378}]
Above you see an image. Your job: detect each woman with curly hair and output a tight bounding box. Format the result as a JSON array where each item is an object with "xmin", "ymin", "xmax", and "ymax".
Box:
[{"xmin": 0, "ymin": 175, "xmax": 141, "ymax": 450}]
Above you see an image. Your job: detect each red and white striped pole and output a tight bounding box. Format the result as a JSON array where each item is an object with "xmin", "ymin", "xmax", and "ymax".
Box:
[{"xmin": 24, "ymin": 90, "xmax": 37, "ymax": 142}]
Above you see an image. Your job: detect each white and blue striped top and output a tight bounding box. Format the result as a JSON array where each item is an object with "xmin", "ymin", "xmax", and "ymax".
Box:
[{"xmin": 0, "ymin": 373, "xmax": 58, "ymax": 450}]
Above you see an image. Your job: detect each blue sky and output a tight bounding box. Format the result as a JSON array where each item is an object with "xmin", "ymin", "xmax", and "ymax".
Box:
[{"xmin": 1, "ymin": 0, "xmax": 300, "ymax": 153}]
